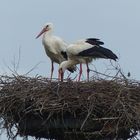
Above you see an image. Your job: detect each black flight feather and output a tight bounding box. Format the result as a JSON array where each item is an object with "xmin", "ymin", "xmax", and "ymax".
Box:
[
  {"xmin": 86, "ymin": 38, "xmax": 104, "ymax": 46},
  {"xmin": 67, "ymin": 67, "xmax": 75, "ymax": 73},
  {"xmin": 78, "ymin": 46, "xmax": 118, "ymax": 61},
  {"xmin": 61, "ymin": 51, "xmax": 68, "ymax": 60}
]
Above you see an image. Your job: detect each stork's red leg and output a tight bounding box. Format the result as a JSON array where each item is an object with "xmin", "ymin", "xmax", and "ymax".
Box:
[
  {"xmin": 78, "ymin": 63, "xmax": 82, "ymax": 81},
  {"xmin": 50, "ymin": 61, "xmax": 54, "ymax": 80},
  {"xmin": 86, "ymin": 63, "xmax": 90, "ymax": 81}
]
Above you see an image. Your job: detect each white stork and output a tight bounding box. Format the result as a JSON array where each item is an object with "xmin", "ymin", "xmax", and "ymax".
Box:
[
  {"xmin": 36, "ymin": 23, "xmax": 76, "ymax": 79},
  {"xmin": 58, "ymin": 38, "xmax": 118, "ymax": 81}
]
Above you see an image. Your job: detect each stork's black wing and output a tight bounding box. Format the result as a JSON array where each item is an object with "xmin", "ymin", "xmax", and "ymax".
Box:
[
  {"xmin": 86, "ymin": 38, "xmax": 104, "ymax": 46},
  {"xmin": 61, "ymin": 51, "xmax": 68, "ymax": 60},
  {"xmin": 78, "ymin": 46, "xmax": 118, "ymax": 61}
]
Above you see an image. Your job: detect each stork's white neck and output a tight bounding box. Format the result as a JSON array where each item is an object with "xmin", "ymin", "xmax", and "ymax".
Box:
[{"xmin": 60, "ymin": 60, "xmax": 78, "ymax": 72}]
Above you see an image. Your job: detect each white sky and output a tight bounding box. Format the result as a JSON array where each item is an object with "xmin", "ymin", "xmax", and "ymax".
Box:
[{"xmin": 0, "ymin": 0, "xmax": 140, "ymax": 139}]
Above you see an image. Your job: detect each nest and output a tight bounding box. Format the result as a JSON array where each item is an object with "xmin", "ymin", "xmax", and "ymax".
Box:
[{"xmin": 0, "ymin": 74, "xmax": 140, "ymax": 140}]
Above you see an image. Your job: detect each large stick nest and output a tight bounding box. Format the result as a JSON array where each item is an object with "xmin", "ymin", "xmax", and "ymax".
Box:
[{"xmin": 0, "ymin": 73, "xmax": 140, "ymax": 140}]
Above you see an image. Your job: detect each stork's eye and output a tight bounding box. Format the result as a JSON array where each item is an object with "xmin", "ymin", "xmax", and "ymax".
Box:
[{"xmin": 46, "ymin": 25, "xmax": 49, "ymax": 28}]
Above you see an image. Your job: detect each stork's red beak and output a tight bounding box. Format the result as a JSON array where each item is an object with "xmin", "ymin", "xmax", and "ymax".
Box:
[
  {"xmin": 36, "ymin": 28, "xmax": 47, "ymax": 39},
  {"xmin": 58, "ymin": 69, "xmax": 64, "ymax": 82}
]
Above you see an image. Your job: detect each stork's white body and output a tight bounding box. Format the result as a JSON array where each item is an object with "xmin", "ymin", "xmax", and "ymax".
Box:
[
  {"xmin": 66, "ymin": 40, "xmax": 93, "ymax": 64},
  {"xmin": 36, "ymin": 23, "xmax": 75, "ymax": 79},
  {"xmin": 42, "ymin": 34, "xmax": 67, "ymax": 64},
  {"xmin": 59, "ymin": 38, "xmax": 118, "ymax": 81}
]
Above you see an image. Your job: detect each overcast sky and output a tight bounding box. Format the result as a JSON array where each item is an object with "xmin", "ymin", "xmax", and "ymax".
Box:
[{"xmin": 0, "ymin": 0, "xmax": 140, "ymax": 139}]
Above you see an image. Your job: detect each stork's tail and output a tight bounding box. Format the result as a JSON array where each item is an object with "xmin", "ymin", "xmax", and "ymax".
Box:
[
  {"xmin": 101, "ymin": 47, "xmax": 118, "ymax": 61},
  {"xmin": 93, "ymin": 46, "xmax": 118, "ymax": 61},
  {"xmin": 78, "ymin": 46, "xmax": 118, "ymax": 61}
]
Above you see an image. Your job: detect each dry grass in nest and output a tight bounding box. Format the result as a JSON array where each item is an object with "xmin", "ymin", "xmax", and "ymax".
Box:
[{"xmin": 0, "ymin": 71, "xmax": 140, "ymax": 140}]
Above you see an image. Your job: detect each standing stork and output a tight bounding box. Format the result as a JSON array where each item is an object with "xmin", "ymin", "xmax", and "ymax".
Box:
[
  {"xmin": 36, "ymin": 23, "xmax": 75, "ymax": 79},
  {"xmin": 58, "ymin": 38, "xmax": 118, "ymax": 81}
]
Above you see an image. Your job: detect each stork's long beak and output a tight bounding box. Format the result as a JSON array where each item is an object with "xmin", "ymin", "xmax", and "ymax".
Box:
[
  {"xmin": 58, "ymin": 69, "xmax": 64, "ymax": 82},
  {"xmin": 36, "ymin": 28, "xmax": 47, "ymax": 39}
]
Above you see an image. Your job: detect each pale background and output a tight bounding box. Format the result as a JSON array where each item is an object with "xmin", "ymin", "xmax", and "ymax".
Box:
[{"xmin": 0, "ymin": 0, "xmax": 140, "ymax": 139}]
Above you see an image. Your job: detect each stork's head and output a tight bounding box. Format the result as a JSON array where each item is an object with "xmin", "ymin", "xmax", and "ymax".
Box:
[
  {"xmin": 36, "ymin": 22, "xmax": 53, "ymax": 39},
  {"xmin": 59, "ymin": 61, "xmax": 68, "ymax": 73},
  {"xmin": 58, "ymin": 61, "xmax": 68, "ymax": 81}
]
